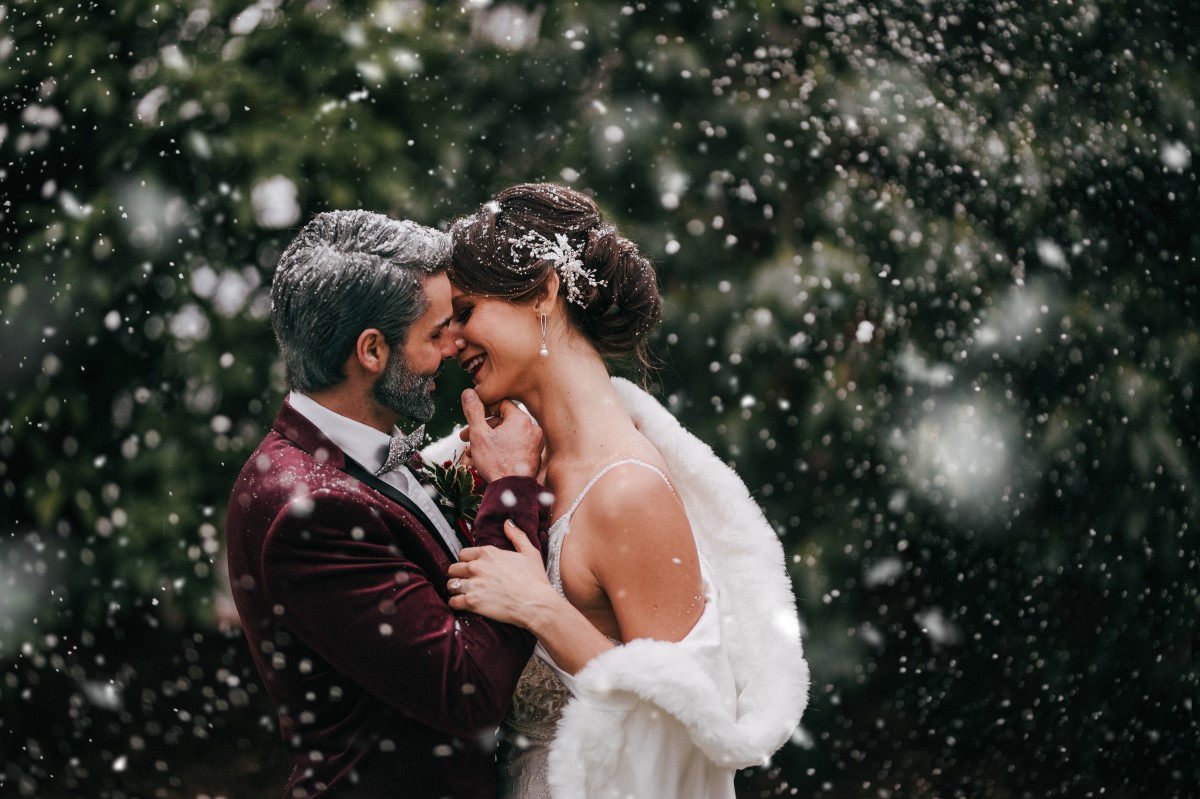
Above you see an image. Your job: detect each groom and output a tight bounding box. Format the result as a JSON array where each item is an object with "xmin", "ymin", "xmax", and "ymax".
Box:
[{"xmin": 225, "ymin": 210, "xmax": 550, "ymax": 798}]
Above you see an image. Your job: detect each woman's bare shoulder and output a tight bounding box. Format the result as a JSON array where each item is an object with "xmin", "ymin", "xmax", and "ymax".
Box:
[{"xmin": 570, "ymin": 455, "xmax": 691, "ymax": 547}]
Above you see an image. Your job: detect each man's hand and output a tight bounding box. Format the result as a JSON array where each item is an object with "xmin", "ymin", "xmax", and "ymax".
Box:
[{"xmin": 460, "ymin": 389, "xmax": 542, "ymax": 482}]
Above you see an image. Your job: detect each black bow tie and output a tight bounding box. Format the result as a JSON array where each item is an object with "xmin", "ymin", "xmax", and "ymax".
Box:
[{"xmin": 376, "ymin": 426, "xmax": 425, "ymax": 476}]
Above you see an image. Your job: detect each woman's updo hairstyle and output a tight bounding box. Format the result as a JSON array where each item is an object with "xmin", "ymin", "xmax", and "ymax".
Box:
[{"xmin": 450, "ymin": 183, "xmax": 661, "ymax": 376}]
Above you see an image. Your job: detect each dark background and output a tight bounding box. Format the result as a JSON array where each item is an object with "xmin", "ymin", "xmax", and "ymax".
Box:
[{"xmin": 2, "ymin": 1, "xmax": 1197, "ymax": 796}]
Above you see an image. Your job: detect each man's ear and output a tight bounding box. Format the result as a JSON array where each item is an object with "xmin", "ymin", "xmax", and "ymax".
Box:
[{"xmin": 353, "ymin": 328, "xmax": 390, "ymax": 376}]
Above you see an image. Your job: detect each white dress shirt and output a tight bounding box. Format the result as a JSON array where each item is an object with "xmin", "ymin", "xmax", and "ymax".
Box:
[{"xmin": 288, "ymin": 391, "xmax": 463, "ymax": 557}]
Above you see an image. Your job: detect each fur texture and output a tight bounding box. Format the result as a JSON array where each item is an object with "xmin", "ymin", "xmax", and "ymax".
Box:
[
  {"xmin": 545, "ymin": 379, "xmax": 809, "ymax": 797},
  {"xmin": 422, "ymin": 380, "xmax": 809, "ymax": 797}
]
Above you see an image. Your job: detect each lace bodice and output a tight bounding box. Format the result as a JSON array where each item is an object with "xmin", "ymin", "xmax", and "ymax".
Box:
[{"xmin": 499, "ymin": 460, "xmax": 673, "ymax": 796}]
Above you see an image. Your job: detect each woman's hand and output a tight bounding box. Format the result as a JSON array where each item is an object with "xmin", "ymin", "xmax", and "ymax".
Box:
[
  {"xmin": 447, "ymin": 520, "xmax": 561, "ymax": 628},
  {"xmin": 451, "ymin": 521, "xmax": 617, "ymax": 674}
]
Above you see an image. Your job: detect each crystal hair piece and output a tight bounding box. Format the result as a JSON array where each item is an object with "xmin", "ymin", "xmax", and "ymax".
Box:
[{"xmin": 510, "ymin": 230, "xmax": 606, "ymax": 307}]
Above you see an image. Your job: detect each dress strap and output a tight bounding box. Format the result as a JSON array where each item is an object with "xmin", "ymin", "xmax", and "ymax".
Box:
[
  {"xmin": 546, "ymin": 459, "xmax": 675, "ymax": 598},
  {"xmin": 559, "ymin": 459, "xmax": 674, "ymax": 526}
]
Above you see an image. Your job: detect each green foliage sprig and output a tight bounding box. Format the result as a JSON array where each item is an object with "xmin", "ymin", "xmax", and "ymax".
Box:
[{"xmin": 411, "ymin": 451, "xmax": 483, "ymax": 543}]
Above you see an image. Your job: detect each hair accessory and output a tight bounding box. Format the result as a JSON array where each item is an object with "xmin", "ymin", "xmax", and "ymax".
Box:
[{"xmin": 511, "ymin": 230, "xmax": 606, "ymax": 307}]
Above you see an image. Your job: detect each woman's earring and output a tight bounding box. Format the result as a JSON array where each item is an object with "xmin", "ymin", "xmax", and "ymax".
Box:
[{"xmin": 539, "ymin": 312, "xmax": 549, "ymax": 358}]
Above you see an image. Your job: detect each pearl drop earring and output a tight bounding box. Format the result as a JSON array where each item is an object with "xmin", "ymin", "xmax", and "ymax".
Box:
[{"xmin": 539, "ymin": 312, "xmax": 549, "ymax": 357}]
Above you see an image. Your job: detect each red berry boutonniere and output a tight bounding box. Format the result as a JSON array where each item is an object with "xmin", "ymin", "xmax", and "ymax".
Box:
[{"xmin": 410, "ymin": 450, "xmax": 484, "ymax": 543}]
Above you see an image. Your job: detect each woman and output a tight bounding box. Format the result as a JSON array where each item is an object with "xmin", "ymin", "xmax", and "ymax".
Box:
[{"xmin": 438, "ymin": 184, "xmax": 807, "ymax": 798}]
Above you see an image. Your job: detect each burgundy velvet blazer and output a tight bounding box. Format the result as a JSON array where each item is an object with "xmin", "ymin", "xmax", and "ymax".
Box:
[{"xmin": 225, "ymin": 399, "xmax": 550, "ymax": 798}]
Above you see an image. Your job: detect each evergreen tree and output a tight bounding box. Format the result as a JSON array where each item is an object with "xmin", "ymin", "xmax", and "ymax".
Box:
[{"xmin": 2, "ymin": 1, "xmax": 1196, "ymax": 795}]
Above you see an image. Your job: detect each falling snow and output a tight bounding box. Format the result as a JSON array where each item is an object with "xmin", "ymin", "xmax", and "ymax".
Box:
[{"xmin": 1, "ymin": 2, "xmax": 1196, "ymax": 798}]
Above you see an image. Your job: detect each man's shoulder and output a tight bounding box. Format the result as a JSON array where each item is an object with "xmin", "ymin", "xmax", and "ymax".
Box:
[{"xmin": 231, "ymin": 430, "xmax": 367, "ymax": 510}]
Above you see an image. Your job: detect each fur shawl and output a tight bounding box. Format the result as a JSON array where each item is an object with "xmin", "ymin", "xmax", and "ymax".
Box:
[
  {"xmin": 542, "ymin": 378, "xmax": 809, "ymax": 796},
  {"xmin": 423, "ymin": 379, "xmax": 809, "ymax": 796}
]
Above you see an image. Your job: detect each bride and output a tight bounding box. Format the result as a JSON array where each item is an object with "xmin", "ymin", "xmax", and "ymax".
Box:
[{"xmin": 436, "ymin": 183, "xmax": 808, "ymax": 798}]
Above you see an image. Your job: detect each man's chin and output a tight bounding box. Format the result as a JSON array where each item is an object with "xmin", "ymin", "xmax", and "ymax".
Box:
[
  {"xmin": 405, "ymin": 398, "xmax": 436, "ymax": 425},
  {"xmin": 372, "ymin": 365, "xmax": 439, "ymax": 424},
  {"xmin": 374, "ymin": 391, "xmax": 436, "ymax": 425}
]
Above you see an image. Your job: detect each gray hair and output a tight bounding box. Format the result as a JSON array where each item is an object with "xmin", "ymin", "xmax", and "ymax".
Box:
[{"xmin": 270, "ymin": 210, "xmax": 451, "ymax": 393}]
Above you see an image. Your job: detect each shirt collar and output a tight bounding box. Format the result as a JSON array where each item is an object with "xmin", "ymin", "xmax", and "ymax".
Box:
[{"xmin": 288, "ymin": 391, "xmax": 399, "ymax": 474}]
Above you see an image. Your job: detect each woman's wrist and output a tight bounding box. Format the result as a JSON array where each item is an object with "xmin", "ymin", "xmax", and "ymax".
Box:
[
  {"xmin": 524, "ymin": 592, "xmax": 616, "ymax": 675},
  {"xmin": 523, "ymin": 587, "xmax": 570, "ymax": 635}
]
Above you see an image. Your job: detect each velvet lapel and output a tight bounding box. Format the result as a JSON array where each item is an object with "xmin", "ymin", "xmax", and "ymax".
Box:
[
  {"xmin": 271, "ymin": 398, "xmax": 455, "ymax": 560},
  {"xmin": 342, "ymin": 459, "xmax": 455, "ymax": 560}
]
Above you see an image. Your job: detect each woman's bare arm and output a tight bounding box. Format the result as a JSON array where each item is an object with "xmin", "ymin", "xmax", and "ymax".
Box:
[
  {"xmin": 567, "ymin": 468, "xmax": 705, "ymax": 645},
  {"xmin": 447, "ymin": 467, "xmax": 704, "ymax": 674}
]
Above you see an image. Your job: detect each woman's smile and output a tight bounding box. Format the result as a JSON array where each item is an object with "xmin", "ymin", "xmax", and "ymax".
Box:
[
  {"xmin": 450, "ymin": 286, "xmax": 541, "ymax": 397},
  {"xmin": 462, "ymin": 352, "xmax": 487, "ymax": 379}
]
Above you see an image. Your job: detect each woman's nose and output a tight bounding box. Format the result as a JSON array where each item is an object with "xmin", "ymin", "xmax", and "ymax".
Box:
[{"xmin": 441, "ymin": 329, "xmax": 465, "ymax": 357}]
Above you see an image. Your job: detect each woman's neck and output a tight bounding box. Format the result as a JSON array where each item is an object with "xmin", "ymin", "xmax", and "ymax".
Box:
[{"xmin": 518, "ymin": 342, "xmax": 628, "ymax": 467}]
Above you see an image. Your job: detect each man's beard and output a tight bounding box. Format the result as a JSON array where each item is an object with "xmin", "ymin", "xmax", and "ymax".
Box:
[{"xmin": 373, "ymin": 354, "xmax": 437, "ymax": 424}]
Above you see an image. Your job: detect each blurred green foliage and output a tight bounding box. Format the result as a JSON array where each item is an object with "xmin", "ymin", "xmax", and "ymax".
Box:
[{"xmin": 2, "ymin": 1, "xmax": 1197, "ymax": 796}]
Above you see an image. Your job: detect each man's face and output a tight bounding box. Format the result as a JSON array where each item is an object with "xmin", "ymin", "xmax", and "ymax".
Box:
[{"xmin": 372, "ymin": 273, "xmax": 459, "ymax": 423}]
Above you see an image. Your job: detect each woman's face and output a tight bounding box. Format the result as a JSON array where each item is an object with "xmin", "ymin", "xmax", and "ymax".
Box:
[{"xmin": 449, "ymin": 286, "xmax": 541, "ymax": 405}]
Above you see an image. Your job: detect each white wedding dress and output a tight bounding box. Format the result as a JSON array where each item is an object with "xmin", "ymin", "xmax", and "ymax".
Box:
[
  {"xmin": 424, "ymin": 379, "xmax": 808, "ymax": 799},
  {"xmin": 497, "ymin": 460, "xmax": 737, "ymax": 799}
]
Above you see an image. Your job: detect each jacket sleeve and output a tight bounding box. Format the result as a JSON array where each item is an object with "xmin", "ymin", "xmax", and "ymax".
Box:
[
  {"xmin": 259, "ymin": 475, "xmax": 550, "ymax": 737},
  {"xmin": 472, "ymin": 475, "xmax": 552, "ymax": 553}
]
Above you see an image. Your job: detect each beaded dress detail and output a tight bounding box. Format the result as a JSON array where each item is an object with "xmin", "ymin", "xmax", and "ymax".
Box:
[{"xmin": 497, "ymin": 460, "xmax": 673, "ymax": 799}]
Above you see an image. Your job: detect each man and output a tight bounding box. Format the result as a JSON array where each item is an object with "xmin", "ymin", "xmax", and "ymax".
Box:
[{"xmin": 225, "ymin": 210, "xmax": 549, "ymax": 798}]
